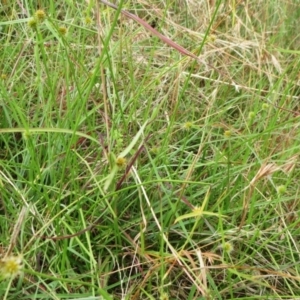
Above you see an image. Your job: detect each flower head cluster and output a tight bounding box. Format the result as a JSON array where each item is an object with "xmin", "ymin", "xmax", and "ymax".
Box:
[
  {"xmin": 222, "ymin": 242, "xmax": 234, "ymax": 254},
  {"xmin": 277, "ymin": 185, "xmax": 287, "ymax": 196},
  {"xmin": 58, "ymin": 26, "xmax": 67, "ymax": 36},
  {"xmin": 84, "ymin": 16, "xmax": 93, "ymax": 25},
  {"xmin": 35, "ymin": 9, "xmax": 46, "ymax": 22},
  {"xmin": 182, "ymin": 122, "xmax": 193, "ymax": 131},
  {"xmin": 28, "ymin": 9, "xmax": 46, "ymax": 29},
  {"xmin": 116, "ymin": 157, "xmax": 127, "ymax": 168},
  {"xmin": 224, "ymin": 130, "xmax": 231, "ymax": 138},
  {"xmin": 0, "ymin": 255, "xmax": 23, "ymax": 279}
]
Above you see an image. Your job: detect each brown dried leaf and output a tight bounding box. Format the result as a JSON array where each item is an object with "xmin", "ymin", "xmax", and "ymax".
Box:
[{"xmin": 250, "ymin": 163, "xmax": 281, "ymax": 186}]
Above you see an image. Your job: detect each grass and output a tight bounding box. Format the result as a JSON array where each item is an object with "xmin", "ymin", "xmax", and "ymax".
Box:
[{"xmin": 0, "ymin": 0, "xmax": 300, "ymax": 299}]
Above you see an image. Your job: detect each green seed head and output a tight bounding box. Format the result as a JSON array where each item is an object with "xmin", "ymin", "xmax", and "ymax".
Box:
[
  {"xmin": 58, "ymin": 26, "xmax": 67, "ymax": 35},
  {"xmin": 182, "ymin": 122, "xmax": 193, "ymax": 131},
  {"xmin": 222, "ymin": 242, "xmax": 234, "ymax": 254},
  {"xmin": 116, "ymin": 157, "xmax": 127, "ymax": 168},
  {"xmin": 224, "ymin": 130, "xmax": 231, "ymax": 138},
  {"xmin": 84, "ymin": 16, "xmax": 93, "ymax": 25},
  {"xmin": 0, "ymin": 255, "xmax": 23, "ymax": 279},
  {"xmin": 277, "ymin": 185, "xmax": 286, "ymax": 195},
  {"xmin": 35, "ymin": 9, "xmax": 46, "ymax": 22},
  {"xmin": 28, "ymin": 18, "xmax": 38, "ymax": 29},
  {"xmin": 248, "ymin": 111, "xmax": 255, "ymax": 120}
]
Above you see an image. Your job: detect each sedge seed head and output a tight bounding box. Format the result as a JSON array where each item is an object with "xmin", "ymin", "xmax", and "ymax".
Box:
[
  {"xmin": 224, "ymin": 130, "xmax": 231, "ymax": 138},
  {"xmin": 22, "ymin": 131, "xmax": 31, "ymax": 140},
  {"xmin": 222, "ymin": 242, "xmax": 234, "ymax": 254},
  {"xmin": 28, "ymin": 18, "xmax": 38, "ymax": 29},
  {"xmin": 262, "ymin": 103, "xmax": 269, "ymax": 110},
  {"xmin": 84, "ymin": 16, "xmax": 93, "ymax": 25},
  {"xmin": 116, "ymin": 157, "xmax": 127, "ymax": 167},
  {"xmin": 277, "ymin": 185, "xmax": 286, "ymax": 195},
  {"xmin": 208, "ymin": 34, "xmax": 217, "ymax": 42},
  {"xmin": 58, "ymin": 26, "xmax": 67, "ymax": 35},
  {"xmin": 35, "ymin": 9, "xmax": 46, "ymax": 22},
  {"xmin": 0, "ymin": 255, "xmax": 23, "ymax": 279},
  {"xmin": 160, "ymin": 292, "xmax": 169, "ymax": 300},
  {"xmin": 182, "ymin": 122, "xmax": 193, "ymax": 131},
  {"xmin": 248, "ymin": 111, "xmax": 256, "ymax": 120},
  {"xmin": 150, "ymin": 147, "xmax": 159, "ymax": 155}
]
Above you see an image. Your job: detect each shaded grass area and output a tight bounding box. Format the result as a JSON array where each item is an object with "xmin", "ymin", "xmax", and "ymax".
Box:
[{"xmin": 0, "ymin": 0, "xmax": 300, "ymax": 299}]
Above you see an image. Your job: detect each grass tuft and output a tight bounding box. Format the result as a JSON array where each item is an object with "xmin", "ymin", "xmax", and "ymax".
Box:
[{"xmin": 0, "ymin": 0, "xmax": 299, "ymax": 299}]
